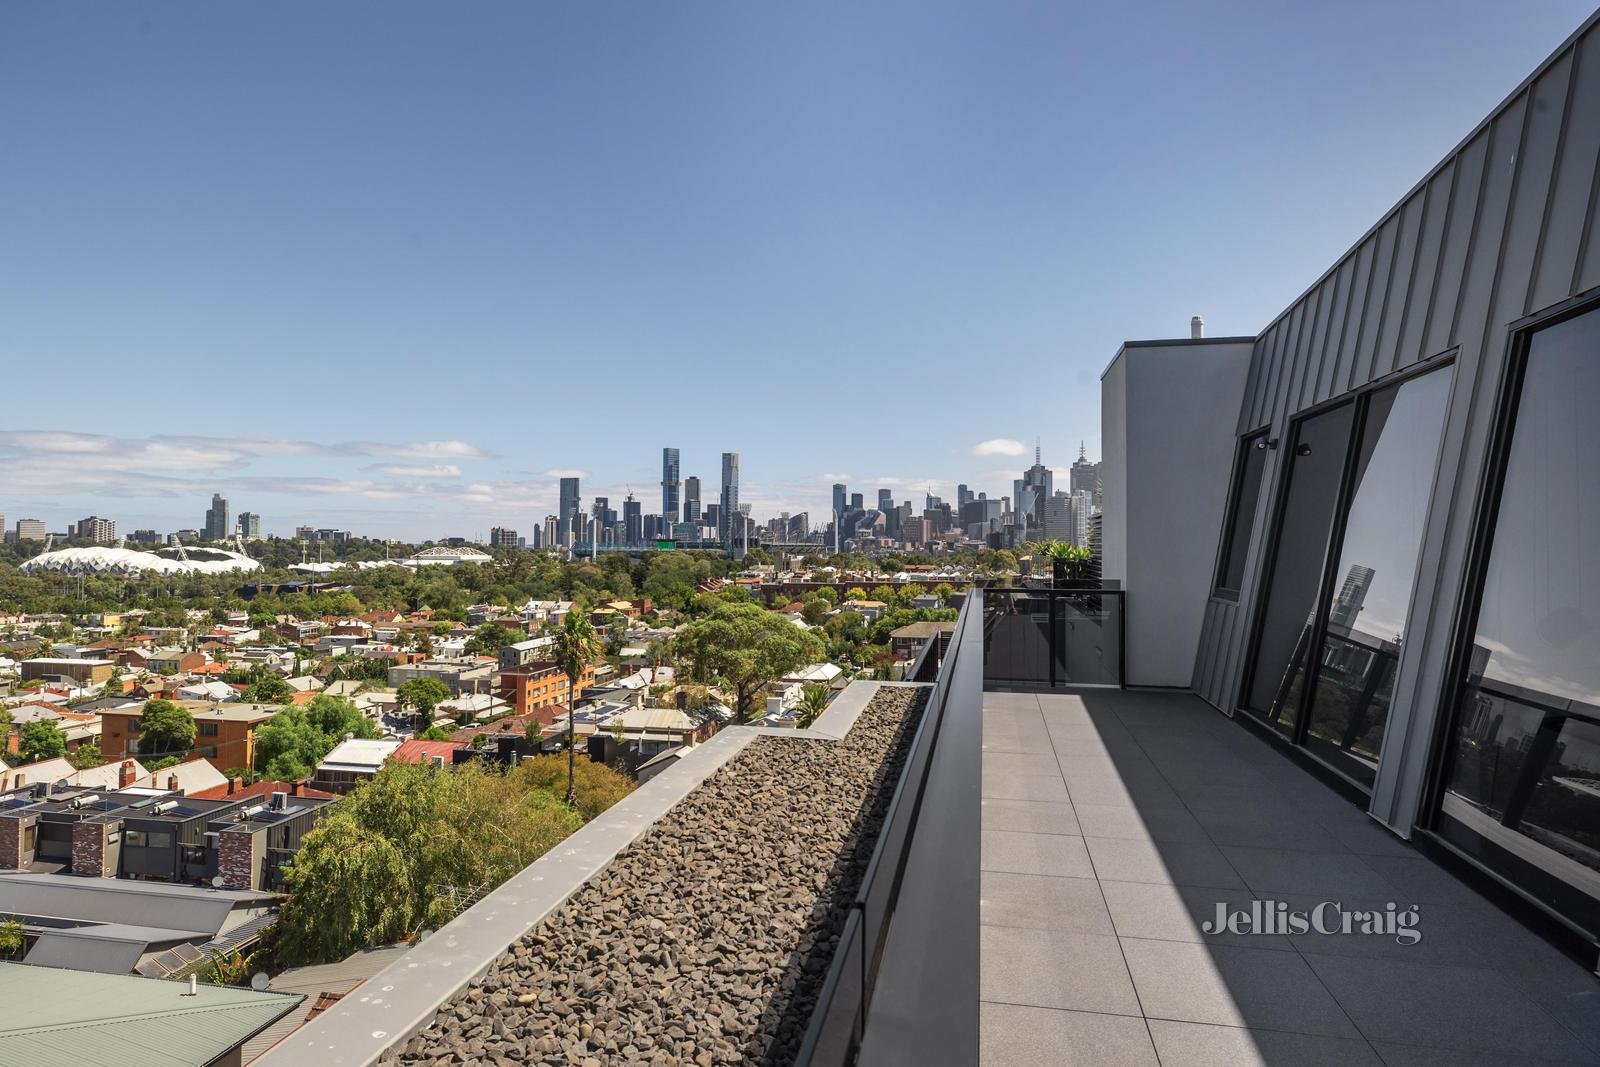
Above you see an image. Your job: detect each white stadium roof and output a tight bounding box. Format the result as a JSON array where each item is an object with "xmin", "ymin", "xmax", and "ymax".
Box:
[{"xmin": 19, "ymin": 546, "xmax": 262, "ymax": 576}]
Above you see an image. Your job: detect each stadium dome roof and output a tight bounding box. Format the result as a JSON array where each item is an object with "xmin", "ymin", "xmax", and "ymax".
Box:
[{"xmin": 19, "ymin": 546, "xmax": 262, "ymax": 576}]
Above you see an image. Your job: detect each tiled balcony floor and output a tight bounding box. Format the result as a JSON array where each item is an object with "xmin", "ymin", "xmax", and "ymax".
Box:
[{"xmin": 979, "ymin": 689, "xmax": 1600, "ymax": 1066}]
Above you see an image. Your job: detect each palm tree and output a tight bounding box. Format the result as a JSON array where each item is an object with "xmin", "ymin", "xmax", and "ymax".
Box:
[
  {"xmin": 798, "ymin": 682, "xmax": 831, "ymax": 728},
  {"xmin": 552, "ymin": 610, "xmax": 603, "ymax": 807}
]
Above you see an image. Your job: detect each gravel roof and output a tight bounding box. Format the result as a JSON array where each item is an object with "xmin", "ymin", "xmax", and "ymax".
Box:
[{"xmin": 398, "ymin": 685, "xmax": 927, "ymax": 1066}]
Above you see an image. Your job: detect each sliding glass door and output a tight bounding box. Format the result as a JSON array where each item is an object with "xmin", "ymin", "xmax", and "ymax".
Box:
[
  {"xmin": 1301, "ymin": 369, "xmax": 1452, "ymax": 783},
  {"xmin": 1244, "ymin": 363, "xmax": 1452, "ymax": 786},
  {"xmin": 1246, "ymin": 403, "xmax": 1354, "ymax": 733},
  {"xmin": 1438, "ymin": 304, "xmax": 1600, "ymax": 938}
]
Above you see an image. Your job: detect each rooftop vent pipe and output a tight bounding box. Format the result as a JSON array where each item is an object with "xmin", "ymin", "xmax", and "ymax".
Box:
[{"xmin": 1191, "ymin": 315, "xmax": 1205, "ymax": 339}]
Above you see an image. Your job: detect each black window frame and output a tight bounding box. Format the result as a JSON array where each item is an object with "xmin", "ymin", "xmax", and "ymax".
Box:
[
  {"xmin": 1423, "ymin": 287, "xmax": 1600, "ymax": 943},
  {"xmin": 1211, "ymin": 427, "xmax": 1272, "ymax": 601}
]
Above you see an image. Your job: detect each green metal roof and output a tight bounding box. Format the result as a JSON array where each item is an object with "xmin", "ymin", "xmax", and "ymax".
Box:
[{"xmin": 0, "ymin": 962, "xmax": 304, "ymax": 1067}]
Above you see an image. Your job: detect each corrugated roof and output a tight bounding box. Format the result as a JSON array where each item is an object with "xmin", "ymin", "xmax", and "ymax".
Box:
[{"xmin": 0, "ymin": 962, "xmax": 302, "ymax": 1067}]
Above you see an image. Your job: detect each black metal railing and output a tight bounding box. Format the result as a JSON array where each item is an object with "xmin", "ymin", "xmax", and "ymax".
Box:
[
  {"xmin": 981, "ymin": 585, "xmax": 1125, "ymax": 688},
  {"xmin": 796, "ymin": 588, "xmax": 982, "ymax": 1065}
]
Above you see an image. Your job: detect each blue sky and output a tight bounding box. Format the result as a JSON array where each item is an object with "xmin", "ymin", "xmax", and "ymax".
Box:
[{"xmin": 1, "ymin": 1, "xmax": 1593, "ymax": 540}]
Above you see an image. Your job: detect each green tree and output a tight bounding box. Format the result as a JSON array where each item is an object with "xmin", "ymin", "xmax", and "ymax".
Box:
[
  {"xmin": 932, "ymin": 582, "xmax": 957, "ymax": 603},
  {"xmin": 0, "ymin": 919, "xmax": 23, "ymax": 958},
  {"xmin": 137, "ymin": 699, "xmax": 198, "ymax": 762},
  {"xmin": 302, "ymin": 694, "xmax": 378, "ymax": 741},
  {"xmin": 68, "ymin": 740, "xmax": 103, "ymax": 770},
  {"xmin": 417, "ymin": 724, "xmax": 454, "ymax": 741},
  {"xmin": 273, "ymin": 761, "xmax": 590, "ymax": 966},
  {"xmin": 396, "ymin": 677, "xmax": 450, "ymax": 725},
  {"xmin": 243, "ymin": 675, "xmax": 295, "ymax": 705},
  {"xmin": 674, "ymin": 602, "xmax": 826, "ymax": 722},
  {"xmin": 798, "ymin": 682, "xmax": 832, "ymax": 728},
  {"xmin": 551, "ymin": 610, "xmax": 603, "ymax": 806},
  {"xmin": 18, "ymin": 720, "xmax": 67, "ymax": 763},
  {"xmin": 463, "ymin": 622, "xmax": 517, "ymax": 657}
]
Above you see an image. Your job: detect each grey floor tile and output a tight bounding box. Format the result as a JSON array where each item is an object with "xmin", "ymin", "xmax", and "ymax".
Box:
[
  {"xmin": 1370, "ymin": 1041, "xmax": 1600, "ymax": 1065},
  {"xmin": 1280, "ymin": 895, "xmax": 1494, "ymax": 968},
  {"xmin": 1100, "ymin": 880, "xmax": 1293, "ymax": 951},
  {"xmin": 1308, "ymin": 808, "xmax": 1417, "ymax": 858},
  {"xmin": 1355, "ymin": 853, "xmax": 1501, "ymax": 908},
  {"xmin": 1085, "ymin": 836, "xmax": 1247, "ymax": 890},
  {"xmin": 1066, "ymin": 771, "xmax": 1181, "ymax": 808},
  {"xmin": 984, "ymin": 749, "xmax": 1064, "ymax": 778},
  {"xmin": 1219, "ymin": 846, "xmax": 1397, "ymax": 896},
  {"xmin": 1074, "ymin": 801, "xmax": 1207, "ymax": 843},
  {"xmin": 981, "ymin": 871, "xmax": 1113, "ymax": 933},
  {"xmin": 1146, "ymin": 1019, "xmax": 1383, "ymax": 1066},
  {"xmin": 1193, "ymin": 807, "xmax": 1347, "ymax": 853},
  {"xmin": 985, "ymin": 692, "xmax": 1043, "ymax": 713},
  {"xmin": 1304, "ymin": 953, "xmax": 1596, "ymax": 1062},
  {"xmin": 982, "ymin": 830, "xmax": 1095, "ymax": 877},
  {"xmin": 1120, "ymin": 938, "xmax": 1360, "ymax": 1038},
  {"xmin": 980, "ymin": 1002, "xmax": 1158, "ymax": 1067},
  {"xmin": 981, "ymin": 723, "xmax": 1053, "ymax": 754},
  {"xmin": 983, "ymin": 771, "xmax": 1071, "ymax": 803},
  {"xmin": 980, "ymin": 926, "xmax": 1141, "ymax": 1015},
  {"xmin": 981, "ymin": 797, "xmax": 1081, "ymax": 836}
]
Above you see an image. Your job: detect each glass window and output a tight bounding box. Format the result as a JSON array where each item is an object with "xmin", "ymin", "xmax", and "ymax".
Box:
[
  {"xmin": 1302, "ymin": 369, "xmax": 1452, "ymax": 783},
  {"xmin": 1214, "ymin": 432, "xmax": 1270, "ymax": 597},
  {"xmin": 1442, "ymin": 306, "xmax": 1600, "ymax": 933},
  {"xmin": 198, "ymin": 722, "xmax": 219, "ymax": 737},
  {"xmin": 1246, "ymin": 402, "xmax": 1356, "ymax": 732}
]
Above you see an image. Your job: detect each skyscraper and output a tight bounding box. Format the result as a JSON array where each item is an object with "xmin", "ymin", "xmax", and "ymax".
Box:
[
  {"xmin": 957, "ymin": 484, "xmax": 973, "ymax": 509},
  {"xmin": 204, "ymin": 494, "xmax": 230, "ymax": 541},
  {"xmin": 75, "ymin": 516, "xmax": 115, "ymax": 544},
  {"xmin": 683, "ymin": 476, "xmax": 702, "ymax": 524},
  {"xmin": 623, "ymin": 494, "xmax": 642, "ymax": 544},
  {"xmin": 558, "ymin": 477, "xmax": 580, "ymax": 546},
  {"xmin": 489, "ymin": 526, "xmax": 519, "ymax": 549},
  {"xmin": 720, "ymin": 452, "xmax": 740, "ymax": 548},
  {"xmin": 1069, "ymin": 442, "xmax": 1099, "ymax": 495},
  {"xmin": 1020, "ymin": 445, "xmax": 1054, "ymax": 531},
  {"xmin": 238, "ymin": 512, "xmax": 261, "ymax": 538},
  {"xmin": 661, "ymin": 447, "xmax": 681, "ymax": 524},
  {"xmin": 831, "ymin": 483, "xmax": 847, "ymax": 551},
  {"xmin": 878, "ymin": 488, "xmax": 893, "ymax": 514}
]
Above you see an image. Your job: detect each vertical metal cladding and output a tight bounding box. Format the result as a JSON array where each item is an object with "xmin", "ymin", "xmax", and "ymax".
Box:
[{"xmin": 1195, "ymin": 14, "xmax": 1600, "ymax": 761}]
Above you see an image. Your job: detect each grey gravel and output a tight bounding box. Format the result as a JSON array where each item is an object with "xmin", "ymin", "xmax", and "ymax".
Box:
[{"xmin": 399, "ymin": 685, "xmax": 927, "ymax": 1066}]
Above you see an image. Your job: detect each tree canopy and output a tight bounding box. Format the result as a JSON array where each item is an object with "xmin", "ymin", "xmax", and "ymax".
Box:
[
  {"xmin": 137, "ymin": 699, "xmax": 197, "ymax": 762},
  {"xmin": 395, "ymin": 677, "xmax": 451, "ymax": 724},
  {"xmin": 272, "ymin": 760, "xmax": 620, "ymax": 966},
  {"xmin": 18, "ymin": 720, "xmax": 67, "ymax": 763},
  {"xmin": 674, "ymin": 602, "xmax": 825, "ymax": 721},
  {"xmin": 253, "ymin": 695, "xmax": 378, "ymax": 781}
]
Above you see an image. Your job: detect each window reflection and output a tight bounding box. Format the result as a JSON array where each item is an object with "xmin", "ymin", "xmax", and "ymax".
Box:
[
  {"xmin": 1303, "ymin": 369, "xmax": 1451, "ymax": 782},
  {"xmin": 1445, "ymin": 306, "xmax": 1600, "ymax": 926},
  {"xmin": 1246, "ymin": 404, "xmax": 1354, "ymax": 732}
]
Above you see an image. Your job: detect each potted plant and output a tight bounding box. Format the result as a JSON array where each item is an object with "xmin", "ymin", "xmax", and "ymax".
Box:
[{"xmin": 1027, "ymin": 540, "xmax": 1095, "ymax": 589}]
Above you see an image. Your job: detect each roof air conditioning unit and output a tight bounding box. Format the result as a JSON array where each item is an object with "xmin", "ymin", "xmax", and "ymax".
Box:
[{"xmin": 269, "ymin": 791, "xmax": 288, "ymax": 811}]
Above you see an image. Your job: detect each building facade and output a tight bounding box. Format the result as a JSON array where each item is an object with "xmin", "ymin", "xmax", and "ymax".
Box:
[
  {"xmin": 719, "ymin": 452, "xmax": 740, "ymax": 548},
  {"xmin": 204, "ymin": 494, "xmax": 229, "ymax": 541},
  {"xmin": 661, "ymin": 447, "xmax": 680, "ymax": 524},
  {"xmin": 1104, "ymin": 12, "xmax": 1600, "ymax": 960}
]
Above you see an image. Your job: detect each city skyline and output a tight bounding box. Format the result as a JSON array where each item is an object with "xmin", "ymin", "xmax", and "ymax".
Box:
[
  {"xmin": 0, "ymin": 433, "xmax": 1093, "ymax": 543},
  {"xmin": 3, "ymin": 4, "xmax": 1591, "ymax": 543}
]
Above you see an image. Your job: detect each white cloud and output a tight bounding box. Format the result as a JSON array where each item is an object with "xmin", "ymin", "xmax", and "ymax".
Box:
[
  {"xmin": 970, "ymin": 438, "xmax": 1027, "ymax": 457},
  {"xmin": 366, "ymin": 463, "xmax": 463, "ymax": 479}
]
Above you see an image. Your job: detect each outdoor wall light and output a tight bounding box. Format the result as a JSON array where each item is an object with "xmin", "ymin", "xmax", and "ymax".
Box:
[{"xmin": 1256, "ymin": 438, "xmax": 1279, "ymax": 450}]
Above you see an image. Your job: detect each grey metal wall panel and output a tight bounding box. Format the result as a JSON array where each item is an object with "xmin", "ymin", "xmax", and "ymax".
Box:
[
  {"xmin": 1317, "ymin": 257, "xmax": 1356, "ymax": 403},
  {"xmin": 1397, "ymin": 165, "xmax": 1453, "ymax": 365},
  {"xmin": 1353, "ymin": 215, "xmax": 1401, "ymax": 390},
  {"xmin": 1529, "ymin": 32, "xmax": 1600, "ymax": 311},
  {"xmin": 1426, "ymin": 131, "xmax": 1490, "ymax": 356},
  {"xmin": 1501, "ymin": 52, "xmax": 1573, "ymax": 322},
  {"xmin": 1190, "ymin": 20, "xmax": 1600, "ymax": 827},
  {"xmin": 1373, "ymin": 194, "xmax": 1425, "ymax": 379}
]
